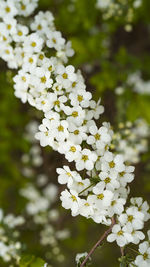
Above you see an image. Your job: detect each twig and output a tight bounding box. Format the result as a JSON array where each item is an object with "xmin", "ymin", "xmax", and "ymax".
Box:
[
  {"xmin": 120, "ymin": 247, "xmax": 124, "ymax": 256},
  {"xmin": 79, "ymin": 183, "xmax": 95, "ymax": 196},
  {"xmin": 80, "ymin": 217, "xmax": 116, "ymax": 267}
]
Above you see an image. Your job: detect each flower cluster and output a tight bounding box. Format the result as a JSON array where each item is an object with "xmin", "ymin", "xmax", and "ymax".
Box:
[
  {"xmin": 96, "ymin": 0, "xmax": 142, "ymax": 31},
  {"xmin": 0, "ymin": 209, "xmax": 24, "ymax": 263},
  {"xmin": 127, "ymin": 71, "xmax": 150, "ymax": 95},
  {"xmin": 130, "ymin": 230, "xmax": 150, "ymax": 267},
  {"xmin": 20, "ymin": 120, "xmax": 70, "ymax": 264},
  {"xmin": 112, "ymin": 119, "xmax": 150, "ymax": 164},
  {"xmin": 107, "ymin": 197, "xmax": 150, "ymax": 247},
  {"xmin": 0, "ymin": 1, "xmax": 149, "ymax": 266}
]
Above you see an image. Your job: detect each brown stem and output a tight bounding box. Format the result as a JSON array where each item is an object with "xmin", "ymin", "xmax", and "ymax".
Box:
[
  {"xmin": 80, "ymin": 217, "xmax": 116, "ymax": 267},
  {"xmin": 120, "ymin": 247, "xmax": 124, "ymax": 256}
]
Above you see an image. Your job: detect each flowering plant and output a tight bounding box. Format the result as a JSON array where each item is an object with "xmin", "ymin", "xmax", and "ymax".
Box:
[{"xmin": 0, "ymin": 0, "xmax": 150, "ymax": 266}]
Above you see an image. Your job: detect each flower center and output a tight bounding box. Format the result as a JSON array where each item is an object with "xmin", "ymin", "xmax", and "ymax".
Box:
[
  {"xmin": 119, "ymin": 171, "xmax": 125, "ymax": 177},
  {"xmin": 70, "ymin": 146, "xmax": 76, "ymax": 152},
  {"xmin": 29, "ymin": 57, "xmax": 33, "ymax": 63},
  {"xmin": 38, "ymin": 24, "xmax": 42, "ymax": 30},
  {"xmin": 41, "ymin": 76, "xmax": 46, "ymax": 83},
  {"xmin": 128, "ymin": 215, "xmax": 133, "ymax": 222},
  {"xmin": 54, "ymin": 100, "xmax": 60, "ymax": 106},
  {"xmin": 18, "ymin": 31, "xmax": 23, "ymax": 36},
  {"xmin": 39, "ymin": 54, "xmax": 44, "ymax": 60},
  {"xmin": 94, "ymin": 133, "xmax": 100, "ymax": 140},
  {"xmin": 71, "ymin": 195, "xmax": 77, "ymax": 202},
  {"xmin": 21, "ymin": 4, "xmax": 26, "ymax": 10},
  {"xmin": 52, "ymin": 38, "xmax": 56, "ymax": 44},
  {"xmin": 109, "ymin": 161, "xmax": 115, "ymax": 168},
  {"xmin": 48, "ymin": 65, "xmax": 53, "ymax": 71},
  {"xmin": 58, "ymin": 125, "xmax": 64, "ymax": 132},
  {"xmin": 62, "ymin": 73, "xmax": 68, "ymax": 79},
  {"xmin": 104, "ymin": 177, "xmax": 111, "ymax": 184},
  {"xmin": 3, "ymin": 36, "xmax": 7, "ymax": 41},
  {"xmin": 74, "ymin": 130, "xmax": 79, "ymax": 135},
  {"xmin": 22, "ymin": 76, "xmax": 26, "ymax": 82},
  {"xmin": 111, "ymin": 200, "xmax": 116, "ymax": 206},
  {"xmin": 82, "ymin": 155, "xmax": 88, "ymax": 161},
  {"xmin": 66, "ymin": 172, "xmax": 71, "ymax": 177},
  {"xmin": 143, "ymin": 253, "xmax": 148, "ymax": 260},
  {"xmin": 77, "ymin": 95, "xmax": 83, "ymax": 102},
  {"xmin": 5, "ymin": 49, "xmax": 10, "ymax": 54},
  {"xmin": 78, "ymin": 182, "xmax": 84, "ymax": 186},
  {"xmin": 7, "ymin": 24, "xmax": 11, "ymax": 30},
  {"xmin": 72, "ymin": 82, "xmax": 76, "ymax": 87},
  {"xmin": 117, "ymin": 230, "xmax": 123, "ymax": 236},
  {"xmin": 72, "ymin": 111, "xmax": 78, "ymax": 117},
  {"xmin": 97, "ymin": 194, "xmax": 104, "ymax": 200},
  {"xmin": 5, "ymin": 6, "xmax": 11, "ymax": 13},
  {"xmin": 31, "ymin": 42, "xmax": 36, "ymax": 47}
]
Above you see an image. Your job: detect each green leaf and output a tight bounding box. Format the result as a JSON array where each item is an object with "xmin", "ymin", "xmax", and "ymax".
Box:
[{"xmin": 19, "ymin": 255, "xmax": 46, "ymax": 267}]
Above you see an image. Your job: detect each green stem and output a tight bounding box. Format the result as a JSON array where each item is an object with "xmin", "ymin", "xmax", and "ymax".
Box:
[
  {"xmin": 79, "ymin": 183, "xmax": 95, "ymax": 196},
  {"xmin": 128, "ymin": 247, "xmax": 140, "ymax": 255}
]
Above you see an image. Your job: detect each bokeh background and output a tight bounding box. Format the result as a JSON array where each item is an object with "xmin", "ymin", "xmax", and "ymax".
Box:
[{"xmin": 0, "ymin": 0, "xmax": 150, "ymax": 266}]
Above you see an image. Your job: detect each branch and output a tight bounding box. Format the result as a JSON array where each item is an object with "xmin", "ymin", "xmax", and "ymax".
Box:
[
  {"xmin": 120, "ymin": 247, "xmax": 124, "ymax": 256},
  {"xmin": 80, "ymin": 217, "xmax": 116, "ymax": 267}
]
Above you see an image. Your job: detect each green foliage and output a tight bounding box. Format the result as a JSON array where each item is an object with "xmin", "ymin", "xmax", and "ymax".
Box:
[{"xmin": 19, "ymin": 255, "xmax": 46, "ymax": 267}]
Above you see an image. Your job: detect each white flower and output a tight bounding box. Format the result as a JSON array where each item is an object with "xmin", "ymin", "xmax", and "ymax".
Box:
[
  {"xmin": 75, "ymin": 149, "xmax": 97, "ymax": 171},
  {"xmin": 13, "ymin": 70, "xmax": 30, "ymax": 103},
  {"xmin": 54, "ymin": 120, "xmax": 69, "ymax": 142},
  {"xmin": 23, "ymin": 33, "xmax": 44, "ymax": 53},
  {"xmin": 75, "ymin": 252, "xmax": 88, "ymax": 264},
  {"xmin": 0, "ymin": 0, "xmax": 18, "ymax": 18},
  {"xmin": 130, "ymin": 197, "xmax": 150, "ymax": 222},
  {"xmin": 98, "ymin": 171, "xmax": 120, "ymax": 191},
  {"xmin": 101, "ymin": 151, "xmax": 125, "ymax": 173},
  {"xmin": 16, "ymin": 0, "xmax": 38, "ymax": 17},
  {"xmin": 90, "ymin": 189, "xmax": 114, "ymax": 207},
  {"xmin": 123, "ymin": 224, "xmax": 145, "ymax": 245},
  {"xmin": 22, "ymin": 54, "xmax": 38, "ymax": 72},
  {"xmin": 89, "ymin": 99, "xmax": 104, "ymax": 119},
  {"xmin": 118, "ymin": 165, "xmax": 135, "ymax": 187},
  {"xmin": 60, "ymin": 189, "xmax": 81, "ymax": 216},
  {"xmin": 31, "ymin": 67, "xmax": 53, "ymax": 92},
  {"xmin": 46, "ymin": 31, "xmax": 65, "ymax": 51},
  {"xmin": 65, "ymin": 106, "xmax": 85, "ymax": 126},
  {"xmin": 79, "ymin": 199, "xmax": 94, "ymax": 218},
  {"xmin": 56, "ymin": 65, "xmax": 77, "ymax": 88},
  {"xmin": 135, "ymin": 241, "xmax": 150, "ymax": 267},
  {"xmin": 57, "ymin": 166, "xmax": 80, "ymax": 187},
  {"xmin": 107, "ymin": 224, "xmax": 133, "ymax": 247},
  {"xmin": 87, "ymin": 124, "xmax": 112, "ymax": 149},
  {"xmin": 68, "ymin": 177, "xmax": 90, "ymax": 195},
  {"xmin": 108, "ymin": 196, "xmax": 126, "ymax": 216},
  {"xmin": 35, "ymin": 119, "xmax": 55, "ymax": 147},
  {"xmin": 3, "ymin": 17, "xmax": 17, "ymax": 35},
  {"xmin": 96, "ymin": 0, "xmax": 111, "ymax": 9},
  {"xmin": 58, "ymin": 141, "xmax": 81, "ymax": 162},
  {"xmin": 69, "ymin": 89, "xmax": 92, "ymax": 108},
  {"xmin": 30, "ymin": 11, "xmax": 54, "ymax": 33},
  {"xmin": 13, "ymin": 24, "xmax": 29, "ymax": 42},
  {"xmin": 119, "ymin": 206, "xmax": 145, "ymax": 230},
  {"xmin": 68, "ymin": 123, "xmax": 87, "ymax": 145}
]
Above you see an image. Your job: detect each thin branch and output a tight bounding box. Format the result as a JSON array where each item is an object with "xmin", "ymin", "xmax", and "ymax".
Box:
[
  {"xmin": 120, "ymin": 247, "xmax": 124, "ymax": 256},
  {"xmin": 80, "ymin": 217, "xmax": 116, "ymax": 267},
  {"xmin": 79, "ymin": 183, "xmax": 95, "ymax": 196}
]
